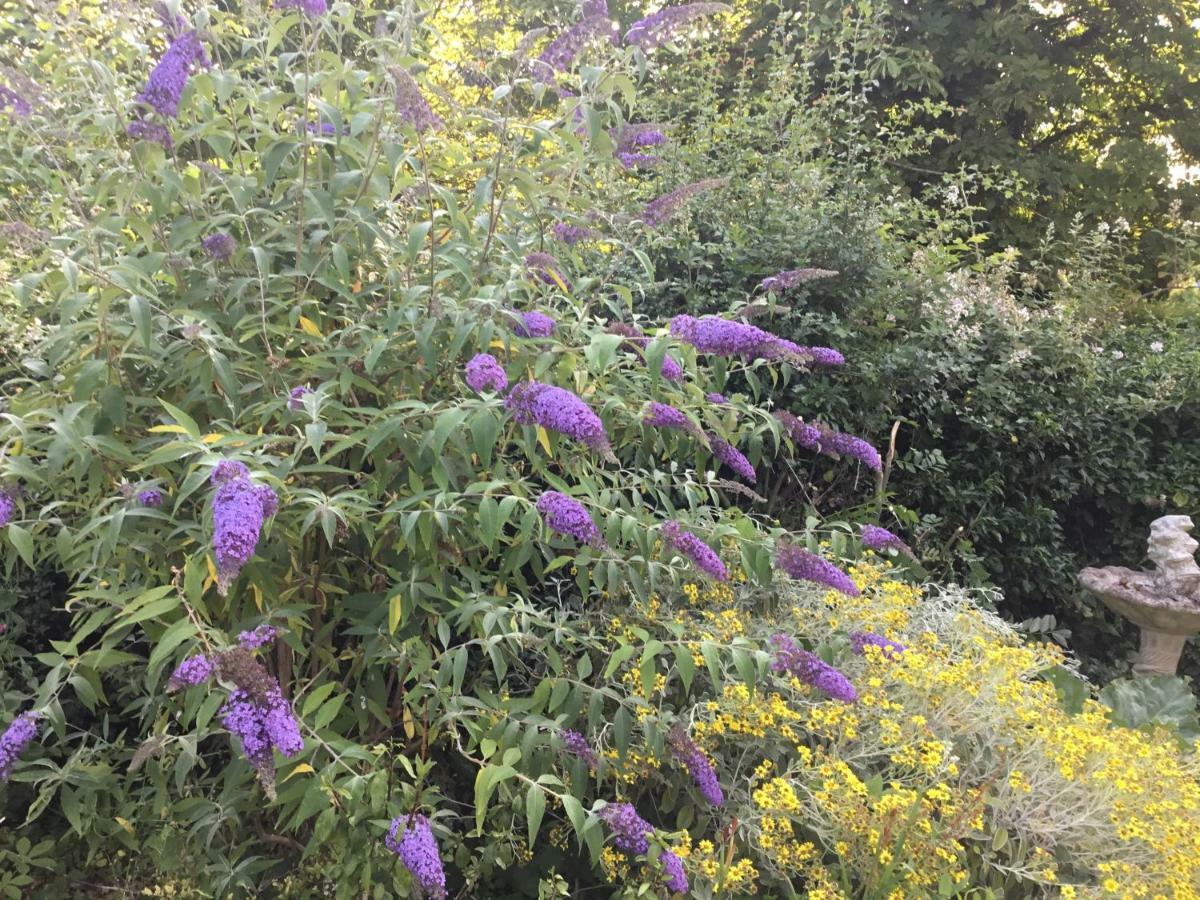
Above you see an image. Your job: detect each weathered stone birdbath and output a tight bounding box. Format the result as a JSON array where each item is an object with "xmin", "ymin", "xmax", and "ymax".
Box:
[{"xmin": 1079, "ymin": 515, "xmax": 1200, "ymax": 677}]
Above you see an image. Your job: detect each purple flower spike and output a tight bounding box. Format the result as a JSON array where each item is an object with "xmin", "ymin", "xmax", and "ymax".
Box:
[
  {"xmin": 551, "ymin": 222, "xmax": 595, "ymax": 245},
  {"xmin": 505, "ymin": 381, "xmax": 610, "ymax": 454},
  {"xmin": 524, "ymin": 252, "xmax": 572, "ymax": 292},
  {"xmin": 660, "ymin": 850, "xmax": 689, "ymax": 894},
  {"xmin": 238, "ymin": 624, "xmax": 279, "ymax": 651},
  {"xmin": 137, "ymin": 31, "xmax": 209, "ymax": 119},
  {"xmin": 759, "ymin": 267, "xmax": 838, "ymax": 292},
  {"xmin": 211, "ymin": 464, "xmax": 278, "ymax": 595},
  {"xmin": 275, "ymin": 0, "xmax": 328, "ymax": 16},
  {"xmin": 288, "ymin": 385, "xmax": 313, "ymax": 411},
  {"xmin": 599, "ymin": 802, "xmax": 653, "ymax": 854},
  {"xmin": 386, "ymin": 815, "xmax": 447, "ymax": 900},
  {"xmin": 706, "ymin": 392, "xmax": 727, "ymax": 404},
  {"xmin": 618, "ymin": 151, "xmax": 663, "ymax": 169},
  {"xmin": 668, "ymin": 726, "xmax": 723, "ymax": 806},
  {"xmin": 0, "ymin": 488, "xmax": 15, "ymax": 528},
  {"xmin": 644, "ymin": 402, "xmax": 695, "ymax": 434},
  {"xmin": 625, "ymin": 3, "xmax": 728, "ymax": 49},
  {"xmin": 850, "ymin": 631, "xmax": 906, "ymax": 658},
  {"xmin": 0, "ymin": 711, "xmax": 40, "ymax": 781},
  {"xmin": 127, "ymin": 116, "xmax": 174, "ymax": 149},
  {"xmin": 642, "ymin": 179, "xmax": 725, "ymax": 227},
  {"xmin": 538, "ymin": 14, "xmax": 619, "ymax": 73},
  {"xmin": 769, "ymin": 634, "xmax": 858, "ymax": 703},
  {"xmin": 670, "ymin": 315, "xmax": 806, "ymax": 363},
  {"xmin": 390, "ymin": 67, "xmax": 442, "ymax": 133},
  {"xmin": 558, "ymin": 728, "xmax": 599, "ymax": 766},
  {"xmin": 513, "ymin": 310, "xmax": 557, "ymax": 338},
  {"xmin": 202, "ymin": 232, "xmax": 236, "ymax": 262},
  {"xmin": 659, "ymin": 353, "xmax": 685, "ymax": 381},
  {"xmin": 536, "ymin": 491, "xmax": 604, "ymax": 546},
  {"xmin": 167, "ymin": 654, "xmax": 215, "ymax": 690},
  {"xmin": 800, "ymin": 346, "xmax": 845, "ymax": 367},
  {"xmin": 860, "ymin": 524, "xmax": 913, "ymax": 557},
  {"xmin": 137, "ymin": 488, "xmax": 165, "ymax": 508},
  {"xmin": 220, "ymin": 684, "xmax": 303, "ymax": 775},
  {"xmin": 707, "ymin": 434, "xmax": 755, "ymax": 483},
  {"xmin": 465, "ymin": 353, "xmax": 508, "ymax": 394},
  {"xmin": 775, "ymin": 412, "xmax": 882, "ymax": 472},
  {"xmin": 661, "ymin": 521, "xmax": 728, "ymax": 581},
  {"xmin": 0, "ymin": 85, "xmax": 32, "ymax": 118},
  {"xmin": 775, "ymin": 542, "xmax": 859, "ymax": 596}
]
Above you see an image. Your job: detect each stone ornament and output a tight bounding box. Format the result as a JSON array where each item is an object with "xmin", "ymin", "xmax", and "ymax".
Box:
[{"xmin": 1079, "ymin": 515, "xmax": 1200, "ymax": 677}]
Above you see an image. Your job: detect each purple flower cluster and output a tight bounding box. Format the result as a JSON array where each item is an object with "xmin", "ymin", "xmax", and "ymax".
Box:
[
  {"xmin": 538, "ymin": 14, "xmax": 618, "ymax": 73},
  {"xmin": 775, "ymin": 542, "xmax": 859, "ymax": 596},
  {"xmin": 642, "ymin": 178, "xmax": 725, "ymax": 226},
  {"xmin": 0, "ymin": 85, "xmax": 31, "ymax": 118},
  {"xmin": 524, "ymin": 252, "xmax": 572, "ymax": 292},
  {"xmin": 802, "ymin": 346, "xmax": 845, "ymax": 367},
  {"xmin": 386, "ymin": 815, "xmax": 447, "ymax": 900},
  {"xmin": 513, "ymin": 310, "xmax": 557, "ymax": 338},
  {"xmin": 661, "ymin": 521, "xmax": 728, "ymax": 581},
  {"xmin": 505, "ymin": 381, "xmax": 610, "ymax": 454},
  {"xmin": 211, "ymin": 461, "xmax": 279, "ymax": 595},
  {"xmin": 275, "ymin": 0, "xmax": 328, "ymax": 16},
  {"xmin": 669, "ymin": 315, "xmax": 804, "ymax": 362},
  {"xmin": 775, "ymin": 411, "xmax": 882, "ymax": 471},
  {"xmin": 127, "ymin": 117, "xmax": 174, "ymax": 149},
  {"xmin": 850, "ymin": 630, "xmax": 907, "ymax": 658},
  {"xmin": 202, "ymin": 232, "xmax": 236, "ymax": 261},
  {"xmin": 706, "ymin": 392, "xmax": 727, "ymax": 404},
  {"xmin": 659, "ymin": 353, "xmax": 685, "ymax": 381},
  {"xmin": 137, "ymin": 31, "xmax": 209, "ymax": 119},
  {"xmin": 536, "ymin": 491, "xmax": 603, "ymax": 546},
  {"xmin": 288, "ymin": 385, "xmax": 312, "ymax": 411},
  {"xmin": 0, "ymin": 711, "xmax": 40, "ymax": 781},
  {"xmin": 769, "ymin": 634, "xmax": 858, "ymax": 703},
  {"xmin": 599, "ymin": 802, "xmax": 653, "ymax": 854},
  {"xmin": 708, "ymin": 434, "xmax": 755, "ymax": 483},
  {"xmin": 625, "ymin": 3, "xmax": 729, "ymax": 49},
  {"xmin": 551, "ymin": 221, "xmax": 595, "ymax": 245},
  {"xmin": 465, "ymin": 353, "xmax": 508, "ymax": 393},
  {"xmin": 759, "ymin": 267, "xmax": 839, "ymax": 292},
  {"xmin": 668, "ymin": 727, "xmax": 723, "ymax": 806},
  {"xmin": 558, "ymin": 728, "xmax": 599, "ymax": 766},
  {"xmin": 137, "ymin": 488, "xmax": 164, "ymax": 508},
  {"xmin": 390, "ymin": 67, "xmax": 442, "ymax": 132},
  {"xmin": 643, "ymin": 402, "xmax": 695, "ymax": 434},
  {"xmin": 659, "ymin": 850, "xmax": 689, "ymax": 894},
  {"xmin": 220, "ymin": 683, "xmax": 303, "ymax": 770},
  {"xmin": 613, "ymin": 123, "xmax": 667, "ymax": 168},
  {"xmin": 168, "ymin": 654, "xmax": 215, "ymax": 690},
  {"xmin": 860, "ymin": 524, "xmax": 913, "ymax": 557},
  {"xmin": 0, "ymin": 488, "xmax": 15, "ymax": 527},
  {"xmin": 238, "ymin": 624, "xmax": 279, "ymax": 651}
]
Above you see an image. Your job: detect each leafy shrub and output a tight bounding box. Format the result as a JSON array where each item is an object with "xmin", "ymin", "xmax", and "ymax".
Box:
[{"xmin": 0, "ymin": 2, "xmax": 1197, "ymax": 899}]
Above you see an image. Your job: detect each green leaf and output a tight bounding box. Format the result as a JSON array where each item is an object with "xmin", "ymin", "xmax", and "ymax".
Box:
[
  {"xmin": 7, "ymin": 524, "xmax": 34, "ymax": 567},
  {"xmin": 526, "ymin": 785, "xmax": 546, "ymax": 847}
]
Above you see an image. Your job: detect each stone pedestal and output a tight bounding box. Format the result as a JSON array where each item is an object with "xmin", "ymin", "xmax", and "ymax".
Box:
[{"xmin": 1134, "ymin": 628, "xmax": 1191, "ymax": 677}]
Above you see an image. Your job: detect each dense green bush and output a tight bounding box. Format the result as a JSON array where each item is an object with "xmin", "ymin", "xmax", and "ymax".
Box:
[{"xmin": 2, "ymin": 2, "xmax": 1199, "ymax": 898}]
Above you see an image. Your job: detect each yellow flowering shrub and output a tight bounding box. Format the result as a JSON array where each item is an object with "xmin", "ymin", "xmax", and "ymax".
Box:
[{"xmin": 596, "ymin": 560, "xmax": 1200, "ymax": 898}]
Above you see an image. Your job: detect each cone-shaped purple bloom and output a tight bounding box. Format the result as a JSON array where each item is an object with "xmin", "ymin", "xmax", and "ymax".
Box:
[
  {"xmin": 0, "ymin": 712, "xmax": 40, "ymax": 780},
  {"xmin": 386, "ymin": 815, "xmax": 447, "ymax": 899},
  {"xmin": 775, "ymin": 542, "xmax": 859, "ymax": 596},
  {"xmin": 558, "ymin": 728, "xmax": 599, "ymax": 766},
  {"xmin": 220, "ymin": 683, "xmax": 303, "ymax": 770},
  {"xmin": 599, "ymin": 802, "xmax": 653, "ymax": 854},
  {"xmin": 465, "ymin": 353, "xmax": 508, "ymax": 393},
  {"xmin": 759, "ymin": 267, "xmax": 838, "ymax": 292},
  {"xmin": 660, "ymin": 850, "xmax": 689, "ymax": 894},
  {"xmin": 390, "ymin": 67, "xmax": 442, "ymax": 132},
  {"xmin": 202, "ymin": 232, "xmax": 236, "ymax": 261},
  {"xmin": 769, "ymin": 634, "xmax": 857, "ymax": 703},
  {"xmin": 137, "ymin": 31, "xmax": 209, "ymax": 119},
  {"xmin": 538, "ymin": 14, "xmax": 618, "ymax": 72},
  {"xmin": 211, "ymin": 463, "xmax": 278, "ymax": 595},
  {"xmin": 625, "ymin": 3, "xmax": 729, "ymax": 49},
  {"xmin": 642, "ymin": 179, "xmax": 725, "ymax": 226},
  {"xmin": 275, "ymin": 0, "xmax": 328, "ymax": 16},
  {"xmin": 551, "ymin": 222, "xmax": 595, "ymax": 245},
  {"xmin": 0, "ymin": 489, "xmax": 15, "ymax": 527},
  {"xmin": 775, "ymin": 412, "xmax": 882, "ymax": 472},
  {"xmin": 238, "ymin": 624, "xmax": 279, "ymax": 651},
  {"xmin": 536, "ymin": 491, "xmax": 603, "ymax": 546},
  {"xmin": 288, "ymin": 386, "xmax": 312, "ymax": 411},
  {"xmin": 860, "ymin": 524, "xmax": 913, "ymax": 557},
  {"xmin": 670, "ymin": 315, "xmax": 805, "ymax": 362},
  {"xmin": 661, "ymin": 521, "xmax": 728, "ymax": 581},
  {"xmin": 524, "ymin": 252, "xmax": 572, "ymax": 292},
  {"xmin": 644, "ymin": 402, "xmax": 695, "ymax": 433},
  {"xmin": 513, "ymin": 310, "xmax": 557, "ymax": 338},
  {"xmin": 505, "ymin": 381, "xmax": 610, "ymax": 454},
  {"xmin": 708, "ymin": 434, "xmax": 755, "ymax": 483},
  {"xmin": 668, "ymin": 726, "xmax": 723, "ymax": 806},
  {"xmin": 168, "ymin": 654, "xmax": 214, "ymax": 690}
]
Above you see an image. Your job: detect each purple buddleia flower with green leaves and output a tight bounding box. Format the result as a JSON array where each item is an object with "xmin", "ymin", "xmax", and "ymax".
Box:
[
  {"xmin": 644, "ymin": 402, "xmax": 696, "ymax": 434},
  {"xmin": 202, "ymin": 232, "xmax": 236, "ymax": 261},
  {"xmin": 127, "ymin": 116, "xmax": 174, "ymax": 149},
  {"xmin": 386, "ymin": 815, "xmax": 446, "ymax": 899},
  {"xmin": 536, "ymin": 491, "xmax": 604, "ymax": 546},
  {"xmin": 167, "ymin": 654, "xmax": 215, "ymax": 691},
  {"xmin": 513, "ymin": 310, "xmax": 557, "ymax": 338},
  {"xmin": 860, "ymin": 524, "xmax": 913, "ymax": 557},
  {"xmin": 661, "ymin": 521, "xmax": 728, "ymax": 581},
  {"xmin": 769, "ymin": 634, "xmax": 857, "ymax": 703},
  {"xmin": 0, "ymin": 488, "xmax": 15, "ymax": 527},
  {"xmin": 706, "ymin": 392, "xmax": 727, "ymax": 404},
  {"xmin": 759, "ymin": 267, "xmax": 838, "ymax": 292},
  {"xmin": 537, "ymin": 14, "xmax": 618, "ymax": 73},
  {"xmin": 238, "ymin": 624, "xmax": 279, "ymax": 651},
  {"xmin": 775, "ymin": 542, "xmax": 859, "ymax": 596},
  {"xmin": 708, "ymin": 434, "xmax": 755, "ymax": 483},
  {"xmin": 670, "ymin": 314, "xmax": 804, "ymax": 362},
  {"xmin": 551, "ymin": 221, "xmax": 595, "ymax": 245},
  {"xmin": 275, "ymin": 0, "xmax": 328, "ymax": 15},
  {"xmin": 465, "ymin": 353, "xmax": 508, "ymax": 393},
  {"xmin": 625, "ymin": 3, "xmax": 729, "ymax": 49},
  {"xmin": 210, "ymin": 462, "xmax": 278, "ymax": 595},
  {"xmin": 599, "ymin": 802, "xmax": 653, "ymax": 854},
  {"xmin": 136, "ymin": 31, "xmax": 209, "ymax": 119},
  {"xmin": 524, "ymin": 252, "xmax": 572, "ymax": 291},
  {"xmin": 505, "ymin": 381, "xmax": 610, "ymax": 454},
  {"xmin": 288, "ymin": 385, "xmax": 312, "ymax": 411},
  {"xmin": 558, "ymin": 728, "xmax": 599, "ymax": 766},
  {"xmin": 660, "ymin": 850, "xmax": 688, "ymax": 893},
  {"xmin": 220, "ymin": 682, "xmax": 303, "ymax": 772},
  {"xmin": 642, "ymin": 179, "xmax": 725, "ymax": 226},
  {"xmin": 775, "ymin": 411, "xmax": 881, "ymax": 471},
  {"xmin": 390, "ymin": 67, "xmax": 442, "ymax": 132},
  {"xmin": 137, "ymin": 488, "xmax": 165, "ymax": 508},
  {"xmin": 668, "ymin": 726, "xmax": 723, "ymax": 806},
  {"xmin": 0, "ymin": 711, "xmax": 39, "ymax": 781},
  {"xmin": 850, "ymin": 630, "xmax": 907, "ymax": 658}
]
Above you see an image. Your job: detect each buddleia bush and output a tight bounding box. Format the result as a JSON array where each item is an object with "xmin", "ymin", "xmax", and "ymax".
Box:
[{"xmin": 1, "ymin": 3, "xmax": 1197, "ymax": 899}]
